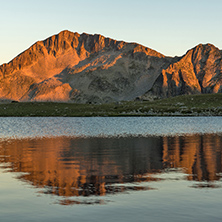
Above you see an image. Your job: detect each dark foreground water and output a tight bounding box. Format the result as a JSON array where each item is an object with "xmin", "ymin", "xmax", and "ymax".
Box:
[{"xmin": 0, "ymin": 117, "xmax": 222, "ymax": 222}]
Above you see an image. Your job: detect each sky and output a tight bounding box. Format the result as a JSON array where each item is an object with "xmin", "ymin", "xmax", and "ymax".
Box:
[{"xmin": 0, "ymin": 0, "xmax": 222, "ymax": 65}]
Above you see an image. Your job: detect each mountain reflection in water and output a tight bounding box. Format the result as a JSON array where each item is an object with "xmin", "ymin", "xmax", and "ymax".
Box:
[{"xmin": 0, "ymin": 134, "xmax": 222, "ymax": 201}]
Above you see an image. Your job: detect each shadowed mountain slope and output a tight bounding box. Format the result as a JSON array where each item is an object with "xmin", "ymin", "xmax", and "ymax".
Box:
[{"xmin": 0, "ymin": 31, "xmax": 221, "ymax": 103}]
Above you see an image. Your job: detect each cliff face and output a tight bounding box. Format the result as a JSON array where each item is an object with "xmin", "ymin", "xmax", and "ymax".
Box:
[
  {"xmin": 147, "ymin": 44, "xmax": 222, "ymax": 98},
  {"xmin": 0, "ymin": 30, "xmax": 221, "ymax": 103}
]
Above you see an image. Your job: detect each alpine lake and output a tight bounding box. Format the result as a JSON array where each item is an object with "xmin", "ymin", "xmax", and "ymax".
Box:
[{"xmin": 0, "ymin": 117, "xmax": 222, "ymax": 222}]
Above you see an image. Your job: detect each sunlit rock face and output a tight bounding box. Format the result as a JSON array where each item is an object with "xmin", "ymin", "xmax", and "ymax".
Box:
[
  {"xmin": 147, "ymin": 44, "xmax": 222, "ymax": 98},
  {"xmin": 0, "ymin": 30, "xmax": 221, "ymax": 103}
]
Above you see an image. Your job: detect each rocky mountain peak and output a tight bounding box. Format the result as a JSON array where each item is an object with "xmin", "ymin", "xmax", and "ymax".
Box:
[
  {"xmin": 147, "ymin": 42, "xmax": 222, "ymax": 99},
  {"xmin": 0, "ymin": 31, "xmax": 221, "ymax": 103}
]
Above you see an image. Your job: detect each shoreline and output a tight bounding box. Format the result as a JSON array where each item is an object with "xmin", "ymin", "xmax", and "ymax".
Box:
[{"xmin": 0, "ymin": 93, "xmax": 222, "ymax": 117}]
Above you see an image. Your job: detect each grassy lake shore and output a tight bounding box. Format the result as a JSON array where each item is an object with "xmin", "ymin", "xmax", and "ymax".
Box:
[{"xmin": 0, "ymin": 94, "xmax": 222, "ymax": 117}]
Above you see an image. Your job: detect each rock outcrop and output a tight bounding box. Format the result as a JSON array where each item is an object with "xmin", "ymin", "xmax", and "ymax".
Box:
[
  {"xmin": 0, "ymin": 30, "xmax": 221, "ymax": 103},
  {"xmin": 147, "ymin": 44, "xmax": 222, "ymax": 98}
]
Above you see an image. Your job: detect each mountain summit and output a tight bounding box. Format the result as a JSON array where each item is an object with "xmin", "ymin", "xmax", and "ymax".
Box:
[
  {"xmin": 148, "ymin": 43, "xmax": 222, "ymax": 99},
  {"xmin": 0, "ymin": 31, "xmax": 221, "ymax": 103}
]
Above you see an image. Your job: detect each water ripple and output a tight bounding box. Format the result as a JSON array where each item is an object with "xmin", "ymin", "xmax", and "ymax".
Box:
[{"xmin": 0, "ymin": 117, "xmax": 222, "ymax": 140}]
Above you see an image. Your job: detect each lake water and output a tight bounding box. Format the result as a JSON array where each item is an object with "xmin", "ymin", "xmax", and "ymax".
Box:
[{"xmin": 0, "ymin": 117, "xmax": 222, "ymax": 222}]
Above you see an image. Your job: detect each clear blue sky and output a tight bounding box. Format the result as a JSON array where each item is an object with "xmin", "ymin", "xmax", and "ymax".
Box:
[{"xmin": 0, "ymin": 0, "xmax": 221, "ymax": 65}]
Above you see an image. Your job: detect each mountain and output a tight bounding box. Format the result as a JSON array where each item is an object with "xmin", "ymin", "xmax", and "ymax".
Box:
[
  {"xmin": 0, "ymin": 30, "xmax": 221, "ymax": 103},
  {"xmin": 146, "ymin": 44, "xmax": 222, "ymax": 99}
]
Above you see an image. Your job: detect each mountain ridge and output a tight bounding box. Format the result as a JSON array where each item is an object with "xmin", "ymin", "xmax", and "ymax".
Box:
[
  {"xmin": 146, "ymin": 43, "xmax": 222, "ymax": 99},
  {"xmin": 0, "ymin": 30, "xmax": 221, "ymax": 103}
]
